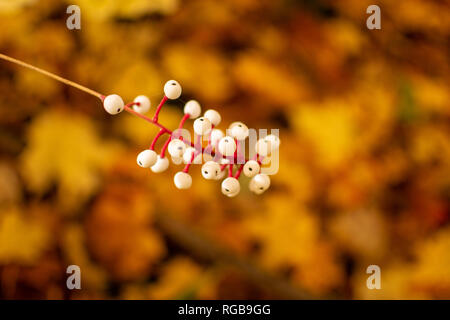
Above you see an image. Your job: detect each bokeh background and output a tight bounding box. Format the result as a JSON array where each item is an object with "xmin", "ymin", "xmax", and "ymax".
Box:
[{"xmin": 0, "ymin": 0, "xmax": 449, "ymax": 299}]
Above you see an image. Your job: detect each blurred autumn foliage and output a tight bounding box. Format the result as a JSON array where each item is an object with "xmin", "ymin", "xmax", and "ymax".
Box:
[{"xmin": 0, "ymin": 0, "xmax": 449, "ymax": 299}]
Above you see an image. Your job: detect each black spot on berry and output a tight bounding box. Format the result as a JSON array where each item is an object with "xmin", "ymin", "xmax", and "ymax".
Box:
[
  {"xmin": 249, "ymin": 168, "xmax": 252, "ymax": 171},
  {"xmin": 117, "ymin": 108, "xmax": 121, "ymax": 112},
  {"xmin": 204, "ymin": 171, "xmax": 208, "ymax": 174},
  {"xmin": 225, "ymin": 188, "xmax": 229, "ymax": 192}
]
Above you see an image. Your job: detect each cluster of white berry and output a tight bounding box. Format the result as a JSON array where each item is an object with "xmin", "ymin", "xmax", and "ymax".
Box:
[{"xmin": 102, "ymin": 80, "xmax": 280, "ymax": 197}]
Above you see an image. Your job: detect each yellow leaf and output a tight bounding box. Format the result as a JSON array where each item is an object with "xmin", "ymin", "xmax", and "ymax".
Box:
[
  {"xmin": 162, "ymin": 44, "xmax": 232, "ymax": 102},
  {"xmin": 116, "ymin": 0, "xmax": 179, "ymax": 17},
  {"xmin": 412, "ymin": 227, "xmax": 450, "ymax": 294},
  {"xmin": 72, "ymin": 0, "xmax": 178, "ymax": 21},
  {"xmin": 243, "ymin": 195, "xmax": 319, "ymax": 269},
  {"xmin": 294, "ymin": 100, "xmax": 357, "ymax": 170},
  {"xmin": 148, "ymin": 256, "xmax": 202, "ymax": 299},
  {"xmin": 234, "ymin": 53, "xmax": 307, "ymax": 106},
  {"xmin": 0, "ymin": 207, "xmax": 50, "ymax": 264},
  {"xmin": 20, "ymin": 110, "xmax": 120, "ymax": 210},
  {"xmin": 0, "ymin": 0, "xmax": 36, "ymax": 14}
]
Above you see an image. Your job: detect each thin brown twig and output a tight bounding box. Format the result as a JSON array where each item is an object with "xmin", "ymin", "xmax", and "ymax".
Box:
[{"xmin": 0, "ymin": 53, "xmax": 104, "ymax": 99}]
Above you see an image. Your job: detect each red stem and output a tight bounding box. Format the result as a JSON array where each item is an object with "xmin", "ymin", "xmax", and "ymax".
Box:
[
  {"xmin": 160, "ymin": 136, "xmax": 172, "ymax": 158},
  {"xmin": 235, "ymin": 164, "xmax": 244, "ymax": 179},
  {"xmin": 183, "ymin": 150, "xmax": 199, "ymax": 173},
  {"xmin": 257, "ymin": 154, "xmax": 264, "ymax": 166},
  {"xmin": 123, "ymin": 104, "xmax": 216, "ymax": 156},
  {"xmin": 236, "ymin": 139, "xmax": 245, "ymax": 164},
  {"xmin": 208, "ymin": 125, "xmax": 214, "ymax": 146},
  {"xmin": 150, "ymin": 128, "xmax": 167, "ymax": 150},
  {"xmin": 152, "ymin": 96, "xmax": 168, "ymax": 122},
  {"xmin": 194, "ymin": 134, "xmax": 202, "ymax": 153},
  {"xmin": 228, "ymin": 164, "xmax": 233, "ymax": 177},
  {"xmin": 124, "ymin": 104, "xmax": 169, "ymax": 132},
  {"xmin": 178, "ymin": 113, "xmax": 190, "ymax": 129},
  {"xmin": 214, "ymin": 141, "xmax": 224, "ymax": 162},
  {"xmin": 203, "ymin": 125, "xmax": 215, "ymax": 156}
]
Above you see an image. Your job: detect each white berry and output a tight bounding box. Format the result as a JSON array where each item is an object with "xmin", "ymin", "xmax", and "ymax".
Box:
[
  {"xmin": 255, "ymin": 138, "xmax": 271, "ymax": 156},
  {"xmin": 218, "ymin": 136, "xmax": 236, "ymax": 156},
  {"xmin": 230, "ymin": 122, "xmax": 249, "ymax": 140},
  {"xmin": 249, "ymin": 181, "xmax": 264, "ymax": 195},
  {"xmin": 184, "ymin": 100, "xmax": 201, "ymax": 119},
  {"xmin": 183, "ymin": 147, "xmax": 201, "ymax": 164},
  {"xmin": 174, "ymin": 171, "xmax": 192, "ymax": 189},
  {"xmin": 168, "ymin": 139, "xmax": 186, "ymax": 158},
  {"xmin": 229, "ymin": 121, "xmax": 242, "ymax": 129},
  {"xmin": 133, "ymin": 95, "xmax": 151, "ymax": 114},
  {"xmin": 201, "ymin": 161, "xmax": 221, "ymax": 180},
  {"xmin": 210, "ymin": 129, "xmax": 224, "ymax": 147},
  {"xmin": 214, "ymin": 168, "xmax": 226, "ymax": 180},
  {"xmin": 249, "ymin": 178, "xmax": 258, "ymax": 192},
  {"xmin": 243, "ymin": 160, "xmax": 260, "ymax": 177},
  {"xmin": 249, "ymin": 178, "xmax": 264, "ymax": 195},
  {"xmin": 137, "ymin": 149, "xmax": 157, "ymax": 168},
  {"xmin": 164, "ymin": 80, "xmax": 182, "ymax": 99},
  {"xmin": 193, "ymin": 117, "xmax": 212, "ymax": 136},
  {"xmin": 103, "ymin": 94, "xmax": 124, "ymax": 115},
  {"xmin": 265, "ymin": 134, "xmax": 280, "ymax": 151},
  {"xmin": 183, "ymin": 147, "xmax": 195, "ymax": 163},
  {"xmin": 204, "ymin": 109, "xmax": 221, "ymax": 126},
  {"xmin": 151, "ymin": 155, "xmax": 169, "ymax": 173},
  {"xmin": 250, "ymin": 173, "xmax": 270, "ymax": 194},
  {"xmin": 221, "ymin": 177, "xmax": 240, "ymax": 197}
]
